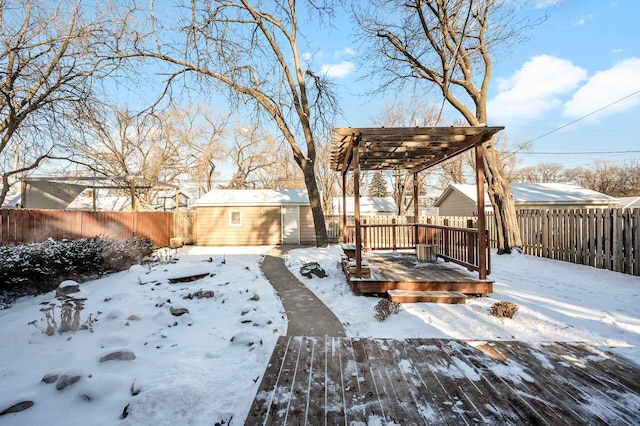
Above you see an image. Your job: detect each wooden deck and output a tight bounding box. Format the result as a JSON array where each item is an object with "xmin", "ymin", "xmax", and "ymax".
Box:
[
  {"xmin": 344, "ymin": 252, "xmax": 493, "ymax": 297},
  {"xmin": 247, "ymin": 336, "xmax": 640, "ymax": 425}
]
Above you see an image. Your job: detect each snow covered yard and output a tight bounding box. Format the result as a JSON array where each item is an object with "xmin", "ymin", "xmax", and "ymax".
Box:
[
  {"xmin": 285, "ymin": 245, "xmax": 640, "ymax": 364},
  {"xmin": 1, "ymin": 243, "xmax": 639, "ymax": 425},
  {"xmin": 0, "ymin": 246, "xmax": 286, "ymax": 425}
]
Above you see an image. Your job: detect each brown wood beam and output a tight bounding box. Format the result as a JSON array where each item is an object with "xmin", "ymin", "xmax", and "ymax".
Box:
[{"xmin": 476, "ymin": 144, "xmax": 487, "ymax": 280}]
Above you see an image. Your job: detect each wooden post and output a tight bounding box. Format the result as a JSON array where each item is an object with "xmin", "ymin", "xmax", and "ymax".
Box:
[
  {"xmin": 475, "ymin": 144, "xmax": 487, "ymax": 280},
  {"xmin": 413, "ymin": 172, "xmax": 419, "ymax": 247},
  {"xmin": 342, "ymin": 172, "xmax": 348, "ymax": 243},
  {"xmin": 353, "ymin": 140, "xmax": 362, "ymax": 278}
]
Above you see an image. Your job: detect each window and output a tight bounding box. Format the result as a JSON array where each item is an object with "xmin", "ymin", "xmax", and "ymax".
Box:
[{"xmin": 229, "ymin": 210, "xmax": 242, "ymax": 226}]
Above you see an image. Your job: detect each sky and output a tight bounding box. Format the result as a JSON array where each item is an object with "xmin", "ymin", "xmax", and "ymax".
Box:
[
  {"xmin": 1, "ymin": 244, "xmax": 639, "ymax": 424},
  {"xmin": 309, "ymin": 0, "xmax": 640, "ymax": 170}
]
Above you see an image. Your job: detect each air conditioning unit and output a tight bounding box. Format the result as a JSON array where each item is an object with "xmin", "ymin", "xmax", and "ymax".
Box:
[{"xmin": 416, "ymin": 244, "xmax": 438, "ymax": 263}]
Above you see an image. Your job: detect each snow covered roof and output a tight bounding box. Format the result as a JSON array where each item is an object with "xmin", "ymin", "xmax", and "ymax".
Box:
[
  {"xmin": 332, "ymin": 197, "xmax": 398, "ymax": 215},
  {"xmin": 66, "ymin": 194, "xmax": 131, "ymax": 211},
  {"xmin": 618, "ymin": 196, "xmax": 640, "ymax": 208},
  {"xmin": 436, "ymin": 183, "xmax": 619, "ymax": 206},
  {"xmin": 193, "ymin": 189, "xmax": 310, "ymax": 207},
  {"xmin": 1, "ymin": 181, "xmax": 21, "ymax": 207}
]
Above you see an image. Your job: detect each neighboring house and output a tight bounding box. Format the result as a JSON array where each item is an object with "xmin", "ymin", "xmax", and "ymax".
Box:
[
  {"xmin": 155, "ymin": 190, "xmax": 191, "ymax": 211},
  {"xmin": 193, "ymin": 189, "xmax": 315, "ymax": 246},
  {"xmin": 332, "ymin": 196, "xmax": 398, "ymax": 216},
  {"xmin": 434, "ymin": 183, "xmax": 619, "ymax": 216},
  {"xmin": 618, "ymin": 196, "xmax": 640, "ymax": 209}
]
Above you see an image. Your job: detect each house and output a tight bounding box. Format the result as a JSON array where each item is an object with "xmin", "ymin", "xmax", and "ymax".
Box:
[
  {"xmin": 434, "ymin": 183, "xmax": 619, "ymax": 216},
  {"xmin": 332, "ymin": 196, "xmax": 398, "ymax": 216},
  {"xmin": 192, "ymin": 189, "xmax": 316, "ymax": 246},
  {"xmin": 618, "ymin": 196, "xmax": 640, "ymax": 209}
]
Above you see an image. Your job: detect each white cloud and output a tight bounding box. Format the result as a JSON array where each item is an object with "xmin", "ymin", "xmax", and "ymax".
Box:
[
  {"xmin": 335, "ymin": 47, "xmax": 356, "ymax": 58},
  {"xmin": 321, "ymin": 61, "xmax": 355, "ymax": 78},
  {"xmin": 488, "ymin": 55, "xmax": 587, "ymax": 123},
  {"xmin": 563, "ymin": 57, "xmax": 640, "ymax": 118},
  {"xmin": 571, "ymin": 14, "xmax": 592, "ymax": 27}
]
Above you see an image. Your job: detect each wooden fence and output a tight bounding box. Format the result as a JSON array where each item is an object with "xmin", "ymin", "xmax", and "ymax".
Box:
[
  {"xmin": 0, "ymin": 209, "xmax": 174, "ymax": 247},
  {"xmin": 487, "ymin": 208, "xmax": 640, "ymax": 276},
  {"xmin": 327, "ymin": 208, "xmax": 640, "ymax": 276}
]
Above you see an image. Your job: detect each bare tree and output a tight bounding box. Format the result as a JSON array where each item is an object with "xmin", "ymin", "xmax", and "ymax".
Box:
[
  {"xmin": 357, "ymin": 0, "xmax": 541, "ymax": 253},
  {"xmin": 223, "ymin": 125, "xmax": 272, "ymax": 189},
  {"xmin": 73, "ymin": 108, "xmax": 186, "ymax": 208},
  {"xmin": 170, "ymin": 105, "xmax": 229, "ymax": 195},
  {"xmin": 369, "ymin": 101, "xmax": 439, "ymax": 215},
  {"xmin": 0, "ymin": 0, "xmax": 128, "ymax": 205},
  {"xmin": 119, "ymin": 0, "xmax": 339, "ymax": 246},
  {"xmin": 509, "ymin": 162, "xmax": 568, "ymax": 183}
]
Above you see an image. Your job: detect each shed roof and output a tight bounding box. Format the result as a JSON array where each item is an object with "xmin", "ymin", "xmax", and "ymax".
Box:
[
  {"xmin": 435, "ymin": 183, "xmax": 618, "ymax": 206},
  {"xmin": 331, "ymin": 126, "xmax": 504, "ymax": 173},
  {"xmin": 193, "ymin": 189, "xmax": 309, "ymax": 207}
]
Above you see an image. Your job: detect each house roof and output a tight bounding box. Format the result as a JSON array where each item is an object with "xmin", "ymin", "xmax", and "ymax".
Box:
[
  {"xmin": 332, "ymin": 197, "xmax": 398, "ymax": 215},
  {"xmin": 618, "ymin": 196, "xmax": 640, "ymax": 208},
  {"xmin": 435, "ymin": 183, "xmax": 618, "ymax": 206},
  {"xmin": 1, "ymin": 181, "xmax": 21, "ymax": 208},
  {"xmin": 193, "ymin": 189, "xmax": 310, "ymax": 207}
]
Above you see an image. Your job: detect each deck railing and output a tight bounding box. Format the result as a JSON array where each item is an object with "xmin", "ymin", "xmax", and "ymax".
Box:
[{"xmin": 344, "ymin": 221, "xmax": 490, "ymax": 275}]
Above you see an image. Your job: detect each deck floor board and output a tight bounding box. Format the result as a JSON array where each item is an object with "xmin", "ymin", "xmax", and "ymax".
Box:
[{"xmin": 248, "ymin": 337, "xmax": 640, "ymax": 425}]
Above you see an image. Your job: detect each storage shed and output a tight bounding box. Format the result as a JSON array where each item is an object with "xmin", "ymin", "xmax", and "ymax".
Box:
[
  {"xmin": 435, "ymin": 183, "xmax": 619, "ymax": 216},
  {"xmin": 192, "ymin": 189, "xmax": 316, "ymax": 246}
]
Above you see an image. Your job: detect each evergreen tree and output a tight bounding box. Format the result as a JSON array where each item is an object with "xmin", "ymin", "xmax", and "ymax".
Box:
[{"xmin": 368, "ymin": 171, "xmax": 389, "ymax": 197}]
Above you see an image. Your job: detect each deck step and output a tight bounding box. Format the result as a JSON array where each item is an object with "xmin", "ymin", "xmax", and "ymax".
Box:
[{"xmin": 388, "ymin": 290, "xmax": 467, "ymax": 304}]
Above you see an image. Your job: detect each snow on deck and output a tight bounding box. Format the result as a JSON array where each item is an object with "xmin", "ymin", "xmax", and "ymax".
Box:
[{"xmin": 248, "ymin": 336, "xmax": 640, "ymax": 424}]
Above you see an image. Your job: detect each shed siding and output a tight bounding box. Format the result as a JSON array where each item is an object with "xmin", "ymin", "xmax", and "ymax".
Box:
[
  {"xmin": 196, "ymin": 206, "xmax": 281, "ymax": 246},
  {"xmin": 437, "ymin": 191, "xmax": 477, "ymax": 216},
  {"xmin": 299, "ymin": 206, "xmax": 317, "ymax": 245}
]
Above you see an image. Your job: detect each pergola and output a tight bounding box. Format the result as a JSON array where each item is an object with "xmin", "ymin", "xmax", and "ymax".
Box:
[{"xmin": 330, "ymin": 126, "xmax": 504, "ymax": 280}]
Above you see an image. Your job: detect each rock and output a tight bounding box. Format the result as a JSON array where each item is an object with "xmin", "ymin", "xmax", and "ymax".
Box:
[
  {"xmin": 100, "ymin": 350, "xmax": 136, "ymax": 363},
  {"xmin": 0, "ymin": 401, "xmax": 34, "ymax": 415},
  {"xmin": 249, "ymin": 293, "xmax": 260, "ymax": 301},
  {"xmin": 56, "ymin": 374, "xmax": 82, "ymax": 390},
  {"xmin": 55, "ymin": 280, "xmax": 80, "ymax": 298},
  {"xmin": 170, "ymin": 307, "xmax": 189, "ymax": 316},
  {"xmin": 41, "ymin": 373, "xmax": 59, "ymax": 384},
  {"xmin": 300, "ymin": 262, "xmax": 327, "ymax": 279},
  {"xmin": 183, "ymin": 290, "xmax": 214, "ymax": 300},
  {"xmin": 127, "ymin": 315, "xmax": 141, "ymax": 321}
]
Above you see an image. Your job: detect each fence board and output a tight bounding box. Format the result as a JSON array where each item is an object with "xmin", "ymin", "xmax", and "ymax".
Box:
[{"xmin": 0, "ymin": 209, "xmax": 174, "ymax": 247}]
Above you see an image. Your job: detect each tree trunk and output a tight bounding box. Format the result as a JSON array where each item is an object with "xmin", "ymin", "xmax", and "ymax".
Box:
[
  {"xmin": 302, "ymin": 160, "xmax": 328, "ymax": 247},
  {"xmin": 482, "ymin": 138, "xmax": 522, "ymax": 254}
]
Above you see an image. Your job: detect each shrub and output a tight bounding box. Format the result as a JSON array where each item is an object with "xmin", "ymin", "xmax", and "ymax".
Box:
[
  {"xmin": 0, "ymin": 237, "xmax": 153, "ymax": 302},
  {"xmin": 374, "ymin": 298, "xmax": 402, "ymax": 322},
  {"xmin": 489, "ymin": 301, "xmax": 519, "ymax": 319}
]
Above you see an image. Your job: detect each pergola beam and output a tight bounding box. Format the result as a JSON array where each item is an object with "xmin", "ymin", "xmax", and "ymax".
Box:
[{"xmin": 331, "ymin": 125, "xmax": 504, "ymax": 281}]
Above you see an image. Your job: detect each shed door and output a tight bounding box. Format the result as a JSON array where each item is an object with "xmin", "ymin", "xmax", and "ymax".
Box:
[{"xmin": 282, "ymin": 206, "xmax": 300, "ymax": 244}]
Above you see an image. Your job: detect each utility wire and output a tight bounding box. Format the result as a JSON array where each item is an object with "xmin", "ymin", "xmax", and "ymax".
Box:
[{"xmin": 509, "ymin": 89, "xmax": 640, "ymax": 154}]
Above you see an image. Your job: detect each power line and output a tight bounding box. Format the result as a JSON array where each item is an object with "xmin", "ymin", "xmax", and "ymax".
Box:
[{"xmin": 509, "ymin": 89, "xmax": 640, "ymax": 154}]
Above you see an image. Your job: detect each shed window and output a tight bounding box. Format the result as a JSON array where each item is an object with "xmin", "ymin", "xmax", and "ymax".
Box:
[{"xmin": 229, "ymin": 210, "xmax": 242, "ymax": 226}]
